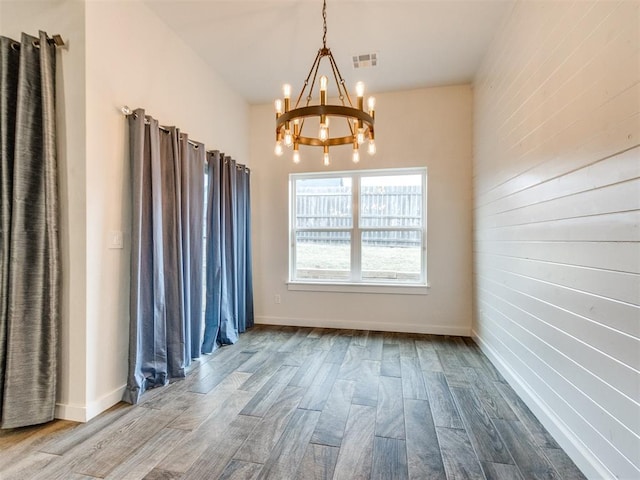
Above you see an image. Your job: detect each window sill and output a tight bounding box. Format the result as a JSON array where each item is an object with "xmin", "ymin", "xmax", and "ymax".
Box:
[{"xmin": 287, "ymin": 281, "xmax": 430, "ymax": 295}]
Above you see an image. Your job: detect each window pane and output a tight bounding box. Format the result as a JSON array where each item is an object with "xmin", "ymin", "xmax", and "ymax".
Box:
[
  {"xmin": 295, "ymin": 177, "xmax": 352, "ymax": 228},
  {"xmin": 295, "ymin": 231, "xmax": 351, "ymax": 280},
  {"xmin": 361, "ymin": 231, "xmax": 421, "ymax": 282},
  {"xmin": 360, "ymin": 174, "xmax": 422, "ymax": 228}
]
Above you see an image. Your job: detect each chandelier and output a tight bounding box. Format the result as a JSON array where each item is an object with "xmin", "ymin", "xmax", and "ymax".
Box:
[{"xmin": 274, "ymin": 0, "xmax": 376, "ymax": 166}]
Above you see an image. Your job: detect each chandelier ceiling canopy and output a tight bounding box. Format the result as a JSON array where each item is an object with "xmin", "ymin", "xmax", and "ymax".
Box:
[{"xmin": 274, "ymin": 0, "xmax": 376, "ymax": 166}]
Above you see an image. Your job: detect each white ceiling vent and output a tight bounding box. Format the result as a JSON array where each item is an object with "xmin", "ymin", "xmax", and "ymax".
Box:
[{"xmin": 352, "ymin": 52, "xmax": 378, "ymax": 69}]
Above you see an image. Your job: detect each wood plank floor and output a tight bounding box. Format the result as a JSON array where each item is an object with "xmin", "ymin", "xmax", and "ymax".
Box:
[{"xmin": 0, "ymin": 326, "xmax": 587, "ymax": 480}]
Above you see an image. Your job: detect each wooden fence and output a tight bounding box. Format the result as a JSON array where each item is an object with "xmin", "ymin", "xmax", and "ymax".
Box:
[{"xmin": 295, "ymin": 185, "xmax": 422, "ymax": 246}]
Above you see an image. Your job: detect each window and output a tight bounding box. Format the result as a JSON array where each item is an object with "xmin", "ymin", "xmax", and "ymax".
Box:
[{"xmin": 289, "ymin": 168, "xmax": 427, "ymax": 290}]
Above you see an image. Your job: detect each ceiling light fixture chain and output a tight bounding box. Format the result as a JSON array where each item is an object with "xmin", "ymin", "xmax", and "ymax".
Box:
[
  {"xmin": 322, "ymin": 0, "xmax": 327, "ymax": 50},
  {"xmin": 274, "ymin": 0, "xmax": 376, "ymax": 165}
]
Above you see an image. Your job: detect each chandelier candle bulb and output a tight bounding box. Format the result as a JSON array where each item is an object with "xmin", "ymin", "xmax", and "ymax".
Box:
[
  {"xmin": 275, "ymin": 99, "xmax": 283, "ymax": 115},
  {"xmin": 284, "ymin": 130, "xmax": 293, "ymax": 147},
  {"xmin": 368, "ymin": 96, "xmax": 375, "ymax": 115},
  {"xmin": 319, "ymin": 125, "xmax": 329, "ymax": 141},
  {"xmin": 319, "ymin": 116, "xmax": 328, "ymax": 140},
  {"xmin": 368, "ymin": 139, "xmax": 376, "ymax": 155},
  {"xmin": 353, "ymin": 149, "xmax": 360, "ymax": 163},
  {"xmin": 293, "ymin": 144, "xmax": 301, "ymax": 164},
  {"xmin": 275, "ymin": 140, "xmax": 284, "ymax": 156},
  {"xmin": 320, "ymin": 75, "xmax": 328, "ymax": 91}
]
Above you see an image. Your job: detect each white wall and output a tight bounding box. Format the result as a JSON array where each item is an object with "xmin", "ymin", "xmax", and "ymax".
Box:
[
  {"xmin": 473, "ymin": 1, "xmax": 639, "ymax": 479},
  {"xmin": 82, "ymin": 0, "xmax": 249, "ymax": 420},
  {"xmin": 0, "ymin": 0, "xmax": 89, "ymax": 420},
  {"xmin": 2, "ymin": 0, "xmax": 249, "ymax": 422},
  {"xmin": 250, "ymin": 86, "xmax": 473, "ymax": 335}
]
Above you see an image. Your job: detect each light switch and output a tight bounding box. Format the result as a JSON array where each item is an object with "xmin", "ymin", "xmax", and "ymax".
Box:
[{"xmin": 108, "ymin": 230, "xmax": 124, "ymax": 249}]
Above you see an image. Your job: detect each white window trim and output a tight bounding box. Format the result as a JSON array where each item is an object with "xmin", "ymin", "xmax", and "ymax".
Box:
[
  {"xmin": 289, "ymin": 167, "xmax": 428, "ymax": 293},
  {"xmin": 287, "ymin": 281, "xmax": 430, "ymax": 295}
]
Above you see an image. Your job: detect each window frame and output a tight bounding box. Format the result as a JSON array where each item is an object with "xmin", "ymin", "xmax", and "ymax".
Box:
[{"xmin": 288, "ymin": 167, "xmax": 428, "ymax": 294}]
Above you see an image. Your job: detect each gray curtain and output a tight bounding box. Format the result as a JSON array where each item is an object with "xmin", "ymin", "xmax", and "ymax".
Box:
[
  {"xmin": 202, "ymin": 153, "xmax": 253, "ymax": 353},
  {"xmin": 235, "ymin": 162, "xmax": 253, "ymax": 333},
  {"xmin": 123, "ymin": 110, "xmax": 204, "ymax": 404},
  {"xmin": 242, "ymin": 168, "xmax": 254, "ymax": 329},
  {"xmin": 179, "ymin": 135, "xmax": 205, "ymax": 365},
  {"xmin": 201, "ymin": 151, "xmax": 221, "ymax": 353},
  {"xmin": 0, "ymin": 32, "xmax": 60, "ymax": 428}
]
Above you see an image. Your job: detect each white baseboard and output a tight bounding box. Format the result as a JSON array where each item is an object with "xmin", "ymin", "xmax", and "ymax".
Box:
[
  {"xmin": 55, "ymin": 384, "xmax": 126, "ymax": 423},
  {"xmin": 256, "ymin": 315, "xmax": 471, "ymax": 336},
  {"xmin": 471, "ymin": 329, "xmax": 614, "ymax": 480},
  {"xmin": 54, "ymin": 402, "xmax": 88, "ymax": 423}
]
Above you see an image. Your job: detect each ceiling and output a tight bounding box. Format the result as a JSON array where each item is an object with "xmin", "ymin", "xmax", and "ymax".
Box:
[{"xmin": 145, "ymin": 0, "xmax": 513, "ymax": 105}]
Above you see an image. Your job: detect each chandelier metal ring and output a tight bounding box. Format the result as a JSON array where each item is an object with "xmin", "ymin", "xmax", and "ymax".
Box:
[{"xmin": 276, "ymin": 106, "xmax": 374, "ymax": 134}]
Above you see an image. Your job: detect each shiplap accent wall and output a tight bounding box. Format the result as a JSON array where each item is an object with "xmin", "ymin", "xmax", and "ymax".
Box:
[{"xmin": 472, "ymin": 1, "xmax": 639, "ymax": 479}]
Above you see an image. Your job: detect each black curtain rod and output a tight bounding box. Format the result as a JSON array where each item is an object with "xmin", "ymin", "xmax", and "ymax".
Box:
[
  {"xmin": 123, "ymin": 108, "xmax": 201, "ymax": 150},
  {"xmin": 9, "ymin": 34, "xmax": 65, "ymax": 51},
  {"xmin": 121, "ymin": 105, "xmax": 251, "ymax": 171},
  {"xmin": 37, "ymin": 34, "xmax": 65, "ymax": 47}
]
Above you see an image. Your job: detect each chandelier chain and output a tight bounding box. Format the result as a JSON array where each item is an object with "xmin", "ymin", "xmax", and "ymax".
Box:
[{"xmin": 322, "ymin": 0, "xmax": 327, "ymax": 48}]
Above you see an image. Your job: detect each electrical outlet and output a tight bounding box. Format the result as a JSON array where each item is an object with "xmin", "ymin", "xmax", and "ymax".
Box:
[
  {"xmin": 274, "ymin": 294, "xmax": 281, "ymax": 304},
  {"xmin": 108, "ymin": 230, "xmax": 123, "ymax": 249}
]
